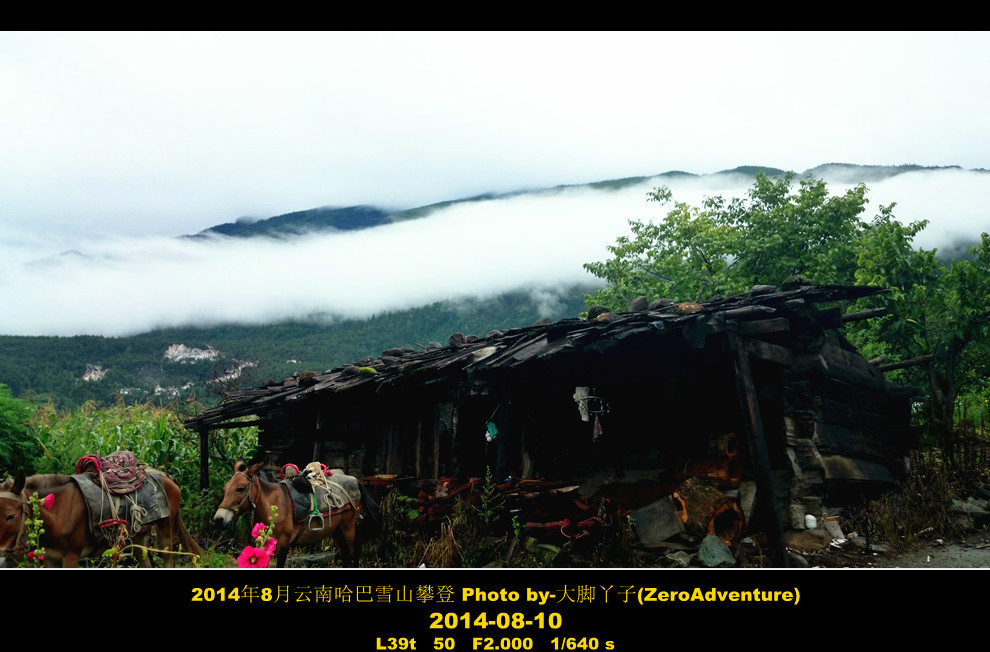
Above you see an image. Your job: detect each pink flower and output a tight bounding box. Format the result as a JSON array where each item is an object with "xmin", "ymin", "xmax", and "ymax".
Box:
[
  {"xmin": 27, "ymin": 551, "xmax": 44, "ymax": 563},
  {"xmin": 237, "ymin": 546, "xmax": 271, "ymax": 569},
  {"xmin": 263, "ymin": 537, "xmax": 277, "ymax": 554},
  {"xmin": 42, "ymin": 494, "xmax": 54, "ymax": 510},
  {"xmin": 251, "ymin": 522, "xmax": 267, "ymax": 539}
]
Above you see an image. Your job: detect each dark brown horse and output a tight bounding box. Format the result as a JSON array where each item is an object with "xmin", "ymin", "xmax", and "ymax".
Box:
[
  {"xmin": 213, "ymin": 461, "xmax": 379, "ymax": 568},
  {"xmin": 0, "ymin": 470, "xmax": 203, "ymax": 568}
]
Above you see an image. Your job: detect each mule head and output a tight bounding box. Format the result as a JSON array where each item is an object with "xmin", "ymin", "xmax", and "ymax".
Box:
[
  {"xmin": 0, "ymin": 470, "xmax": 28, "ymax": 559},
  {"xmin": 213, "ymin": 461, "xmax": 264, "ymax": 529},
  {"xmin": 0, "ymin": 470, "xmax": 25, "ymax": 494}
]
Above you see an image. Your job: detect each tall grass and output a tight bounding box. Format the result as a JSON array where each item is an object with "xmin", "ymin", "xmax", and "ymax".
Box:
[
  {"xmin": 848, "ymin": 413, "xmax": 989, "ymax": 550},
  {"xmin": 27, "ymin": 398, "xmax": 258, "ymax": 535}
]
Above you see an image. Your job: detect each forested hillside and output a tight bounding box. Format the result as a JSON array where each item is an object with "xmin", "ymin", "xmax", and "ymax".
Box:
[
  {"xmin": 0, "ymin": 285, "xmax": 595, "ymax": 410},
  {"xmin": 193, "ymin": 205, "xmax": 393, "ymax": 238}
]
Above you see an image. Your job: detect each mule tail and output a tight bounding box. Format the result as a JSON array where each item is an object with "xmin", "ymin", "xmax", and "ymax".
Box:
[
  {"xmin": 358, "ymin": 481, "xmax": 382, "ymax": 538},
  {"xmin": 174, "ymin": 511, "xmax": 205, "ymax": 558}
]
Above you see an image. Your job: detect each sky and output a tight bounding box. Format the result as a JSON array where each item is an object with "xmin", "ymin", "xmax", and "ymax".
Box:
[{"xmin": 1, "ymin": 31, "xmax": 987, "ymax": 337}]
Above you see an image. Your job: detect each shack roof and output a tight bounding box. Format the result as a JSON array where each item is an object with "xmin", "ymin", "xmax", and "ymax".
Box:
[{"xmin": 185, "ymin": 283, "xmax": 887, "ymax": 431}]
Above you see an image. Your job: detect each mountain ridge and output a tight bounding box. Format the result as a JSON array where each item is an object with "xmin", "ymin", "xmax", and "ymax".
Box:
[
  {"xmin": 4, "ymin": 162, "xmax": 984, "ymax": 409},
  {"xmin": 188, "ymin": 163, "xmax": 984, "ymax": 240}
]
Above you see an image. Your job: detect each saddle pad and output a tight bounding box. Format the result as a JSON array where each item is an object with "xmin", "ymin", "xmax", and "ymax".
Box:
[
  {"xmin": 282, "ymin": 481, "xmax": 352, "ymax": 522},
  {"xmin": 322, "ymin": 470, "xmax": 362, "ymax": 506},
  {"xmin": 72, "ymin": 469, "xmax": 171, "ymax": 542}
]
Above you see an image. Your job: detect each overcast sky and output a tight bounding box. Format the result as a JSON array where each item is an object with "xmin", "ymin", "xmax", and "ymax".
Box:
[{"xmin": 1, "ymin": 31, "xmax": 987, "ymax": 336}]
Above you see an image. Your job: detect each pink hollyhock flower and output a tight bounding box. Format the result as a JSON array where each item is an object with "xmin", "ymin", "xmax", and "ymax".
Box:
[
  {"xmin": 263, "ymin": 537, "xmax": 277, "ymax": 554},
  {"xmin": 237, "ymin": 546, "xmax": 271, "ymax": 569},
  {"xmin": 43, "ymin": 494, "xmax": 54, "ymax": 510},
  {"xmin": 251, "ymin": 522, "xmax": 267, "ymax": 539},
  {"xmin": 27, "ymin": 551, "xmax": 44, "ymax": 563}
]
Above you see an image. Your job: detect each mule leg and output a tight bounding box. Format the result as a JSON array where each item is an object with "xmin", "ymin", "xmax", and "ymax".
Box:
[
  {"xmin": 331, "ymin": 529, "xmax": 350, "ymax": 566},
  {"xmin": 159, "ymin": 521, "xmax": 178, "ymax": 568},
  {"xmin": 127, "ymin": 532, "xmax": 154, "ymax": 567},
  {"xmin": 276, "ymin": 536, "xmax": 290, "ymax": 568},
  {"xmin": 332, "ymin": 518, "xmax": 357, "ymax": 567},
  {"xmin": 139, "ymin": 540, "xmax": 155, "ymax": 568},
  {"xmin": 155, "ymin": 537, "xmax": 176, "ymax": 568}
]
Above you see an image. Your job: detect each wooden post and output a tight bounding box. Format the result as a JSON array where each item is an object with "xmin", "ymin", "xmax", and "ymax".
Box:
[
  {"xmin": 840, "ymin": 307, "xmax": 890, "ymax": 322},
  {"xmin": 198, "ymin": 427, "xmax": 209, "ymax": 491},
  {"xmin": 496, "ymin": 376, "xmax": 514, "ymax": 482},
  {"xmin": 728, "ymin": 332, "xmax": 788, "ymax": 567},
  {"xmin": 877, "ymin": 354, "xmax": 933, "ymax": 373}
]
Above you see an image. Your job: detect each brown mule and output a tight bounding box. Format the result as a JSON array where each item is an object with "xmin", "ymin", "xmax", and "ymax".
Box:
[
  {"xmin": 0, "ymin": 470, "xmax": 203, "ymax": 568},
  {"xmin": 213, "ymin": 461, "xmax": 379, "ymax": 568}
]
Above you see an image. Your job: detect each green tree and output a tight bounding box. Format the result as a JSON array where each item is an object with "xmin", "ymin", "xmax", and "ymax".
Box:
[
  {"xmin": 0, "ymin": 383, "xmax": 40, "ymax": 474},
  {"xmin": 584, "ymin": 173, "xmax": 990, "ymax": 448},
  {"xmin": 848, "ymin": 226, "xmax": 990, "ymax": 447},
  {"xmin": 583, "ymin": 172, "xmax": 871, "ymax": 310}
]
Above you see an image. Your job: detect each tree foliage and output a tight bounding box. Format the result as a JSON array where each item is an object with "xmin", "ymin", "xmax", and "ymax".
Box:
[
  {"xmin": 847, "ymin": 227, "xmax": 990, "ymax": 444},
  {"xmin": 583, "ymin": 172, "xmax": 871, "ymax": 309},
  {"xmin": 584, "ymin": 173, "xmax": 990, "ymax": 445},
  {"xmin": 0, "ymin": 384, "xmax": 40, "ymax": 475}
]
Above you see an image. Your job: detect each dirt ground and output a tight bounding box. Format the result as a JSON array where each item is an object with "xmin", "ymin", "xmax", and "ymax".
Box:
[{"xmin": 810, "ymin": 531, "xmax": 990, "ymax": 568}]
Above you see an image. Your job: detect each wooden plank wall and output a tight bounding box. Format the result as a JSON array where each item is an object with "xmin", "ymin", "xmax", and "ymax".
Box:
[{"xmin": 783, "ymin": 331, "xmax": 908, "ymax": 517}]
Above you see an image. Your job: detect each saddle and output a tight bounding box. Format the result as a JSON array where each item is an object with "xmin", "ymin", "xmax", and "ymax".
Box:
[
  {"xmin": 76, "ymin": 451, "xmax": 145, "ymax": 494},
  {"xmin": 280, "ymin": 463, "xmax": 362, "ymax": 529},
  {"xmin": 72, "ymin": 452, "xmax": 170, "ymax": 545}
]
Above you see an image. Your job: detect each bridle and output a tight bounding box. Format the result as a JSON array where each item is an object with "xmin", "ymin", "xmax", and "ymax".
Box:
[
  {"xmin": 0, "ymin": 489, "xmax": 30, "ymax": 556},
  {"xmin": 215, "ymin": 471, "xmax": 258, "ymax": 518}
]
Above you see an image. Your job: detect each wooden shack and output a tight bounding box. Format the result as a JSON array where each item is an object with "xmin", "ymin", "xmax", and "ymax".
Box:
[{"xmin": 186, "ymin": 283, "xmax": 915, "ymax": 562}]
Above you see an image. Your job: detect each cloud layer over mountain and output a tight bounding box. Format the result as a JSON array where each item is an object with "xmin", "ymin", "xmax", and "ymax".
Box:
[{"xmin": 2, "ymin": 168, "xmax": 985, "ymax": 337}]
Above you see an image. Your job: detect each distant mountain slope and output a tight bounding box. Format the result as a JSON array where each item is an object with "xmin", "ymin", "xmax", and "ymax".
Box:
[
  {"xmin": 190, "ymin": 163, "xmax": 979, "ymax": 237},
  {"xmin": 0, "ymin": 284, "xmax": 596, "ymax": 410},
  {"xmin": 803, "ymin": 162, "xmax": 965, "ymax": 183},
  {"xmin": 193, "ymin": 205, "xmax": 393, "ymax": 238},
  {"xmin": 7, "ymin": 162, "xmax": 984, "ymax": 410}
]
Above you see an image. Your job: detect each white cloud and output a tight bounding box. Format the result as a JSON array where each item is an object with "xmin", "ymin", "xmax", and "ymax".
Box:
[
  {"xmin": 2, "ymin": 32, "xmax": 987, "ymax": 241},
  {"xmin": 0, "ymin": 31, "xmax": 986, "ymax": 335},
  {"xmin": 1, "ymin": 169, "xmax": 984, "ymax": 337}
]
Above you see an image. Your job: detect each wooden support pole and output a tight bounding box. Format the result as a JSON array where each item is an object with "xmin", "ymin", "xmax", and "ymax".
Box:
[
  {"xmin": 207, "ymin": 419, "xmax": 265, "ymax": 428},
  {"xmin": 728, "ymin": 332, "xmax": 788, "ymax": 567},
  {"xmin": 496, "ymin": 379, "xmax": 513, "ymax": 482},
  {"xmin": 841, "ymin": 307, "xmax": 890, "ymax": 322},
  {"xmin": 198, "ymin": 427, "xmax": 209, "ymax": 491},
  {"xmin": 878, "ymin": 354, "xmax": 933, "ymax": 373},
  {"xmin": 742, "ymin": 338, "xmax": 793, "ymax": 366},
  {"xmin": 738, "ymin": 317, "xmax": 790, "ymax": 335}
]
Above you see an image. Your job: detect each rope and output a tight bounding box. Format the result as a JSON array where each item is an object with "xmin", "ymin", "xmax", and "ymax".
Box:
[
  {"xmin": 97, "ymin": 474, "xmax": 125, "ymax": 541},
  {"xmin": 302, "ymin": 462, "xmax": 356, "ymax": 514},
  {"xmin": 129, "ymin": 502, "xmax": 148, "ymax": 534},
  {"xmin": 93, "ymin": 458, "xmax": 159, "ymax": 541}
]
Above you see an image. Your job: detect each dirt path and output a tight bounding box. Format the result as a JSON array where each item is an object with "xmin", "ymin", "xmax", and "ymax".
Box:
[
  {"xmin": 870, "ymin": 532, "xmax": 990, "ymax": 568},
  {"xmin": 815, "ymin": 531, "xmax": 990, "ymax": 568}
]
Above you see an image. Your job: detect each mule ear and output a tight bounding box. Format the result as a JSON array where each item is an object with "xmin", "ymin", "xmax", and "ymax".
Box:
[
  {"xmin": 12, "ymin": 470, "xmax": 26, "ymax": 494},
  {"xmin": 234, "ymin": 461, "xmax": 247, "ymax": 473},
  {"xmin": 247, "ymin": 462, "xmax": 265, "ymax": 477}
]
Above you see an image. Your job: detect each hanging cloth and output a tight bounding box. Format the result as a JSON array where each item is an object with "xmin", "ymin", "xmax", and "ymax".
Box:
[{"xmin": 484, "ymin": 404, "xmax": 501, "ymax": 443}]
